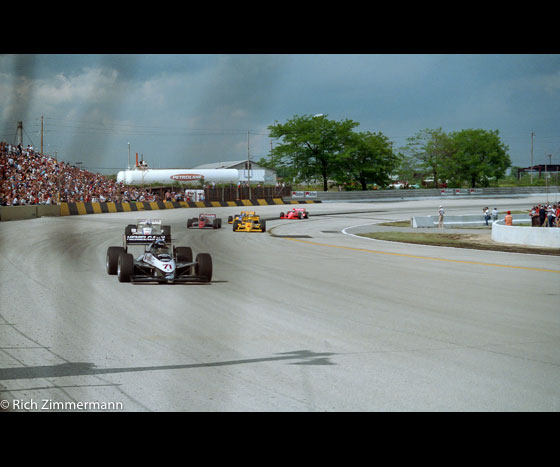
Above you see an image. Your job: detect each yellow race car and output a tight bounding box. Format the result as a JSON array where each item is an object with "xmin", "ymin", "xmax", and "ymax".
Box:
[
  {"xmin": 228, "ymin": 211, "xmax": 256, "ymax": 224},
  {"xmin": 232, "ymin": 213, "xmax": 266, "ymax": 232}
]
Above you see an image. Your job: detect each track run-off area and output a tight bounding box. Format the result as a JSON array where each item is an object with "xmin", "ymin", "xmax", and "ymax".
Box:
[{"xmin": 1, "ymin": 196, "xmax": 559, "ymax": 411}]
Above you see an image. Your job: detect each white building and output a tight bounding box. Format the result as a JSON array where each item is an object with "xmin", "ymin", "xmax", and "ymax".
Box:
[{"xmin": 193, "ymin": 160, "xmax": 276, "ymax": 185}]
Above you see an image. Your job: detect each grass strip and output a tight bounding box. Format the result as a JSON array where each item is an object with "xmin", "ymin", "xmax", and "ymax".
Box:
[{"xmin": 357, "ymin": 231, "xmax": 560, "ymax": 256}]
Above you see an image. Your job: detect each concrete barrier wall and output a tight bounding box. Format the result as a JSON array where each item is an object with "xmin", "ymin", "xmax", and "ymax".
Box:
[
  {"xmin": 0, "ymin": 206, "xmax": 39, "ymax": 221},
  {"xmin": 0, "ymin": 198, "xmax": 321, "ymax": 221},
  {"xmin": 306, "ymin": 187, "xmax": 560, "ymax": 202},
  {"xmin": 59, "ymin": 198, "xmax": 320, "ymax": 216},
  {"xmin": 492, "ymin": 220, "xmax": 560, "ymax": 248},
  {"xmin": 0, "ymin": 205, "xmax": 61, "ymax": 221},
  {"xmin": 412, "ymin": 214, "xmax": 528, "ymax": 228},
  {"xmin": 36, "ymin": 205, "xmax": 61, "ymax": 217}
]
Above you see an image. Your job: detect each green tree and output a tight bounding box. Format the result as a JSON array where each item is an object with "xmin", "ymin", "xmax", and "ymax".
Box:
[
  {"xmin": 402, "ymin": 128, "xmax": 453, "ymax": 188},
  {"xmin": 336, "ymin": 131, "xmax": 399, "ymax": 190},
  {"xmin": 267, "ymin": 114, "xmax": 359, "ymax": 191},
  {"xmin": 256, "ymin": 156, "xmax": 297, "ymax": 183},
  {"xmin": 447, "ymin": 129, "xmax": 511, "ymax": 188}
]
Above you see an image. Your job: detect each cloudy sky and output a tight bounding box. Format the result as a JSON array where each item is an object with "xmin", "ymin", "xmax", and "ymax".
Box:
[{"xmin": 1, "ymin": 54, "xmax": 559, "ymax": 174}]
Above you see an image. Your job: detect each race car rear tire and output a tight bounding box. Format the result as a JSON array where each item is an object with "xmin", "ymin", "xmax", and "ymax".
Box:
[
  {"xmin": 280, "ymin": 212, "xmax": 284, "ymax": 218},
  {"xmin": 195, "ymin": 253, "xmax": 212, "ymax": 282},
  {"xmin": 125, "ymin": 225, "xmax": 135, "ymax": 235},
  {"xmin": 175, "ymin": 246, "xmax": 193, "ymax": 263},
  {"xmin": 117, "ymin": 253, "xmax": 134, "ymax": 282},
  {"xmin": 228, "ymin": 215, "xmax": 233, "ymax": 223},
  {"xmin": 106, "ymin": 246, "xmax": 126, "ymax": 275},
  {"xmin": 162, "ymin": 225, "xmax": 171, "ymax": 236},
  {"xmin": 233, "ymin": 220, "xmax": 239, "ymax": 231},
  {"xmin": 261, "ymin": 220, "xmax": 266, "ymax": 232}
]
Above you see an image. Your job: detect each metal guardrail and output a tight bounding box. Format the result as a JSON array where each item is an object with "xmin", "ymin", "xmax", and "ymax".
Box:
[{"xmin": 294, "ymin": 186, "xmax": 560, "ymax": 202}]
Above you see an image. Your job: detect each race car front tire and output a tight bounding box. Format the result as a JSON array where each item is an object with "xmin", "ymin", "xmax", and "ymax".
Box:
[
  {"xmin": 117, "ymin": 253, "xmax": 134, "ymax": 282},
  {"xmin": 187, "ymin": 218, "xmax": 193, "ymax": 228},
  {"xmin": 195, "ymin": 253, "xmax": 212, "ymax": 282},
  {"xmin": 233, "ymin": 220, "xmax": 240, "ymax": 231},
  {"xmin": 175, "ymin": 246, "xmax": 193, "ymax": 263},
  {"xmin": 106, "ymin": 246, "xmax": 126, "ymax": 275}
]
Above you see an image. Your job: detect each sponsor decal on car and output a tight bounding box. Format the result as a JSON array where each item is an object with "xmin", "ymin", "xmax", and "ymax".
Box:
[{"xmin": 125, "ymin": 234, "xmax": 168, "ymax": 242}]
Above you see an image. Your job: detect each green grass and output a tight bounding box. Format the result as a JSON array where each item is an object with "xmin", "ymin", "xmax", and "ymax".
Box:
[{"xmin": 358, "ymin": 230, "xmax": 560, "ymax": 256}]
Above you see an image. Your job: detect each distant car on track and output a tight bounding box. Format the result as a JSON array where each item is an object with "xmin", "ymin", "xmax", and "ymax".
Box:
[
  {"xmin": 124, "ymin": 219, "xmax": 171, "ymax": 238},
  {"xmin": 232, "ymin": 212, "xmax": 266, "ymax": 232},
  {"xmin": 279, "ymin": 207, "xmax": 309, "ymax": 219},
  {"xmin": 228, "ymin": 211, "xmax": 256, "ymax": 224},
  {"xmin": 187, "ymin": 213, "xmax": 222, "ymax": 229}
]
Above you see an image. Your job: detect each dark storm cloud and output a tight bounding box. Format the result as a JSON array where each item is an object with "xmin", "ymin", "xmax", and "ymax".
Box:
[
  {"xmin": 1, "ymin": 54, "xmax": 558, "ymax": 171},
  {"xmin": 188, "ymin": 54, "xmax": 290, "ymax": 129}
]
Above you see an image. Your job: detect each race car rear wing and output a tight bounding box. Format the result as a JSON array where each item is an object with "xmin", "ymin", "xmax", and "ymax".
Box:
[{"xmin": 124, "ymin": 233, "xmax": 171, "ymax": 246}]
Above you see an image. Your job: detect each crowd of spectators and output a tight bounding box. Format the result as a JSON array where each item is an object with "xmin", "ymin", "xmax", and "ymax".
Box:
[
  {"xmin": 529, "ymin": 203, "xmax": 559, "ymax": 227},
  {"xmin": 0, "ymin": 141, "xmax": 187, "ymax": 206}
]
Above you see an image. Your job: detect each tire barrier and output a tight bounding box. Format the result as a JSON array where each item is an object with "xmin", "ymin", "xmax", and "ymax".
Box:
[{"xmin": 59, "ymin": 198, "xmax": 321, "ymax": 216}]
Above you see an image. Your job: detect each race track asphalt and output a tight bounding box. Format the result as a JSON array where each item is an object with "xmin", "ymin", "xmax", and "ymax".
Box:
[{"xmin": 1, "ymin": 196, "xmax": 559, "ymax": 411}]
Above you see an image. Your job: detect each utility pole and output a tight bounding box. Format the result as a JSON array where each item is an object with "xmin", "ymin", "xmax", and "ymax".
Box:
[
  {"xmin": 546, "ymin": 154, "xmax": 552, "ymax": 204},
  {"xmin": 247, "ymin": 130, "xmax": 251, "ymax": 199},
  {"xmin": 41, "ymin": 115, "xmax": 44, "ymax": 154},
  {"xmin": 128, "ymin": 142, "xmax": 131, "ymax": 169},
  {"xmin": 16, "ymin": 122, "xmax": 23, "ymax": 147},
  {"xmin": 530, "ymin": 132, "xmax": 534, "ymax": 183}
]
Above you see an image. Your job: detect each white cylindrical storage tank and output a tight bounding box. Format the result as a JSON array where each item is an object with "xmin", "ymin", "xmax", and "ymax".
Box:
[{"xmin": 116, "ymin": 168, "xmax": 240, "ymax": 185}]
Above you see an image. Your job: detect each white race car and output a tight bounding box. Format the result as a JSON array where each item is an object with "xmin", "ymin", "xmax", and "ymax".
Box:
[{"xmin": 106, "ymin": 222, "xmax": 212, "ymax": 283}]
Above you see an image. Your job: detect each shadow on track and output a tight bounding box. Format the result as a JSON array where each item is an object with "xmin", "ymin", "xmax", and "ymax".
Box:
[{"xmin": 0, "ymin": 350, "xmax": 337, "ymax": 381}]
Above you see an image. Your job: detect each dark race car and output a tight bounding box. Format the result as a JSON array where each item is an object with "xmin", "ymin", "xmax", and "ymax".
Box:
[{"xmin": 187, "ymin": 213, "xmax": 222, "ymax": 229}]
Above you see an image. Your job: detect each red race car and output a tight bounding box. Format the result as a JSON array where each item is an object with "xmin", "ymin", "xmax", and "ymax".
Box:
[
  {"xmin": 187, "ymin": 213, "xmax": 223, "ymax": 229},
  {"xmin": 279, "ymin": 207, "xmax": 309, "ymax": 219}
]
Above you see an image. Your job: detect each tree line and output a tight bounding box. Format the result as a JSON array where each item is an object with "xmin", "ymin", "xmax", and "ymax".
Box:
[{"xmin": 258, "ymin": 114, "xmax": 511, "ymax": 190}]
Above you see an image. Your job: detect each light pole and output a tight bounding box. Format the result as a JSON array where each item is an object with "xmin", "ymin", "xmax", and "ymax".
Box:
[
  {"xmin": 530, "ymin": 132, "xmax": 534, "ymax": 183},
  {"xmin": 545, "ymin": 154, "xmax": 551, "ymax": 203}
]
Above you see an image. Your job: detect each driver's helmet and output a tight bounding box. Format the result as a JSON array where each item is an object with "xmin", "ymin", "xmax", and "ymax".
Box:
[{"xmin": 150, "ymin": 239, "xmax": 168, "ymax": 255}]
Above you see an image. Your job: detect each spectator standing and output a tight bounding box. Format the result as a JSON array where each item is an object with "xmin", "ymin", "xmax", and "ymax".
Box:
[
  {"xmin": 539, "ymin": 204, "xmax": 546, "ymax": 226},
  {"xmin": 547, "ymin": 204, "xmax": 556, "ymax": 228},
  {"xmin": 491, "ymin": 207, "xmax": 498, "ymax": 222},
  {"xmin": 530, "ymin": 206, "xmax": 539, "ymax": 226},
  {"xmin": 483, "ymin": 207, "xmax": 491, "ymax": 226},
  {"xmin": 505, "ymin": 211, "xmax": 513, "ymax": 226},
  {"xmin": 438, "ymin": 205, "xmax": 444, "ymax": 228}
]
